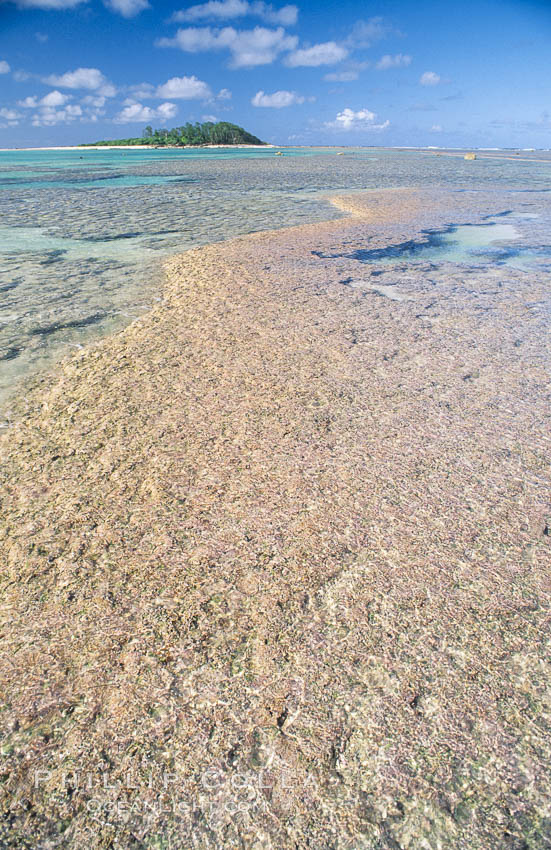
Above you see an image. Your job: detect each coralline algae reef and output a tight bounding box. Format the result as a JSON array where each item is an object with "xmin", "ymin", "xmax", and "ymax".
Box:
[{"xmin": 1, "ymin": 188, "xmax": 550, "ymax": 849}]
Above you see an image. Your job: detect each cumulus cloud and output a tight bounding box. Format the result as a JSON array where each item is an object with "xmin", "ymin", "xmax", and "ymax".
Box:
[
  {"xmin": 0, "ymin": 108, "xmax": 21, "ymax": 124},
  {"xmin": 128, "ymin": 78, "xmax": 229, "ymax": 102},
  {"xmin": 21, "ymin": 76, "xmax": 113, "ymax": 125},
  {"xmin": 103, "ymin": 0, "xmax": 149, "ymax": 15},
  {"xmin": 0, "ymin": 61, "xmax": 10, "ymax": 74},
  {"xmin": 431, "ymin": 124, "xmax": 443, "ymax": 132},
  {"xmin": 157, "ymin": 102, "xmax": 178, "ymax": 120},
  {"xmin": 44, "ymin": 67, "xmax": 116, "ymax": 96},
  {"xmin": 201, "ymin": 113, "xmax": 218, "ymax": 121},
  {"xmin": 285, "ymin": 41, "xmax": 347, "ymax": 67},
  {"xmin": 18, "ymin": 96, "xmax": 39, "ymax": 108},
  {"xmin": 376, "ymin": 53, "xmax": 411, "ymax": 70},
  {"xmin": 420, "ymin": 71, "xmax": 440, "ymax": 86},
  {"xmin": 12, "ymin": 70, "xmax": 32, "ymax": 82},
  {"xmin": 251, "ymin": 89, "xmax": 305, "ymax": 107},
  {"xmin": 157, "ymin": 25, "xmax": 297, "ymax": 68},
  {"xmin": 333, "ymin": 107, "xmax": 374, "ymax": 129},
  {"xmin": 18, "ymin": 91, "xmax": 72, "ymax": 108},
  {"xmin": 324, "ymin": 70, "xmax": 358, "ymax": 82},
  {"xmin": 11, "ymin": 79, "xmax": 108, "ymax": 126},
  {"xmin": 326, "ymin": 107, "xmax": 390, "ymax": 131},
  {"xmin": 40, "ymin": 89, "xmax": 71, "ymax": 106},
  {"xmin": 114, "ymin": 100, "xmax": 177, "ymax": 123},
  {"xmin": 156, "ymin": 75, "xmax": 212, "ymax": 99},
  {"xmin": 32, "ymin": 104, "xmax": 83, "ymax": 126},
  {"xmin": 173, "ymin": 0, "xmax": 297, "ymax": 26},
  {"xmin": 81, "ymin": 94, "xmax": 106, "ymax": 108}
]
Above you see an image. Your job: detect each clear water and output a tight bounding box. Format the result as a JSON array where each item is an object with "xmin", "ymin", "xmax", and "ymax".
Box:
[
  {"xmin": 314, "ymin": 212, "xmax": 551, "ymax": 272},
  {"xmin": 344, "ymin": 219, "xmax": 551, "ymax": 269},
  {"xmin": 1, "ymin": 145, "xmax": 551, "ymax": 416},
  {"xmin": 409, "ymin": 222, "xmax": 522, "ymax": 262}
]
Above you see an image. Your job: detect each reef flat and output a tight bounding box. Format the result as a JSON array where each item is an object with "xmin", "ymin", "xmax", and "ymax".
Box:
[{"xmin": 1, "ymin": 188, "xmax": 550, "ymax": 848}]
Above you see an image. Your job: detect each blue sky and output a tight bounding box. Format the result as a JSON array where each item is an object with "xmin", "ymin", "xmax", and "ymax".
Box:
[{"xmin": 0, "ymin": 0, "xmax": 550, "ymax": 147}]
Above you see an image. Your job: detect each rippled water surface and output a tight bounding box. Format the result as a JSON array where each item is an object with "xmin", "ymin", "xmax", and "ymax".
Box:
[{"xmin": 1, "ymin": 145, "xmax": 551, "ymax": 414}]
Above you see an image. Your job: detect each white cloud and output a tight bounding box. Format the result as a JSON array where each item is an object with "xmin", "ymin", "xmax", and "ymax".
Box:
[
  {"xmin": 326, "ymin": 107, "xmax": 390, "ymax": 132},
  {"xmin": 202, "ymin": 113, "xmax": 218, "ymax": 121},
  {"xmin": 252, "ymin": 89, "xmax": 305, "ymax": 107},
  {"xmin": 18, "ymin": 91, "xmax": 72, "ymax": 108},
  {"xmin": 420, "ymin": 71, "xmax": 440, "ymax": 86},
  {"xmin": 285, "ymin": 41, "xmax": 348, "ymax": 68},
  {"xmin": 32, "ymin": 104, "xmax": 83, "ymax": 126},
  {"xmin": 0, "ymin": 61, "xmax": 10, "ymax": 74},
  {"xmin": 174, "ymin": 0, "xmax": 247, "ymax": 18},
  {"xmin": 376, "ymin": 53, "xmax": 411, "ymax": 70},
  {"xmin": 81, "ymin": 94, "xmax": 106, "ymax": 108},
  {"xmin": 128, "ymin": 78, "xmax": 229, "ymax": 102},
  {"xmin": 173, "ymin": 0, "xmax": 297, "ymax": 26},
  {"xmin": 324, "ymin": 70, "xmax": 358, "ymax": 82},
  {"xmin": 103, "ymin": 0, "xmax": 149, "ymax": 15},
  {"xmin": 157, "ymin": 25, "xmax": 297, "ymax": 68},
  {"xmin": 157, "ymin": 102, "xmax": 178, "ymax": 119},
  {"xmin": 431, "ymin": 124, "xmax": 443, "ymax": 132},
  {"xmin": 20, "ymin": 85, "xmax": 105, "ymax": 125},
  {"xmin": 36, "ymin": 32, "xmax": 49, "ymax": 42},
  {"xmin": 81, "ymin": 96, "xmax": 106, "ymax": 121},
  {"xmin": 44, "ymin": 67, "xmax": 116, "ymax": 96},
  {"xmin": 8, "ymin": 82, "xmax": 110, "ymax": 128},
  {"xmin": 346, "ymin": 17, "xmax": 388, "ymax": 48},
  {"xmin": 156, "ymin": 75, "xmax": 212, "ymax": 99},
  {"xmin": 114, "ymin": 101, "xmax": 177, "ymax": 123},
  {"xmin": 12, "ymin": 0, "xmax": 87, "ymax": 8},
  {"xmin": 15, "ymin": 87, "xmax": 107, "ymax": 126},
  {"xmin": 0, "ymin": 108, "xmax": 21, "ymax": 122},
  {"xmin": 334, "ymin": 107, "xmax": 374, "ymax": 129},
  {"xmin": 18, "ymin": 96, "xmax": 39, "ymax": 108},
  {"xmin": 40, "ymin": 89, "xmax": 70, "ymax": 107}
]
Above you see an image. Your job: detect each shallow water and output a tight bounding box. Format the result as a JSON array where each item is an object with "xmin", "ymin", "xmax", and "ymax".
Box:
[
  {"xmin": 335, "ymin": 218, "xmax": 551, "ymax": 270},
  {"xmin": 313, "ymin": 206, "xmax": 551, "ymax": 270},
  {"xmin": 1, "ymin": 146, "xmax": 551, "ymax": 415}
]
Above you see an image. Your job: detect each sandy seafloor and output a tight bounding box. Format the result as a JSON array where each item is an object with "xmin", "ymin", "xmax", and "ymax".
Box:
[{"xmin": 0, "ymin": 150, "xmax": 551, "ymax": 848}]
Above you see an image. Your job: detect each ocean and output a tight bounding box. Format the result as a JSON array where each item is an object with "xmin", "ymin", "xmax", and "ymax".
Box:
[{"xmin": 1, "ymin": 145, "xmax": 550, "ymax": 417}]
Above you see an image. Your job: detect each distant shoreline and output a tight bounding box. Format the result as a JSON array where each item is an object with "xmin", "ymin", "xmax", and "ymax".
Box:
[
  {"xmin": 0, "ymin": 143, "xmax": 275, "ymax": 152},
  {"xmin": 1, "ymin": 144, "xmax": 550, "ymax": 158}
]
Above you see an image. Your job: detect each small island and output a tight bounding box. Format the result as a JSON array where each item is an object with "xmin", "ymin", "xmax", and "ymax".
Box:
[{"xmin": 82, "ymin": 120, "xmax": 266, "ymax": 148}]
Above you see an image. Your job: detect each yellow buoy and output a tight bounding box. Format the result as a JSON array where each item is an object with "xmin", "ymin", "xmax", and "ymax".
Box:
[
  {"xmin": 464, "ymin": 152, "xmax": 477, "ymax": 161},
  {"xmin": 275, "ymin": 151, "xmax": 283, "ymax": 156}
]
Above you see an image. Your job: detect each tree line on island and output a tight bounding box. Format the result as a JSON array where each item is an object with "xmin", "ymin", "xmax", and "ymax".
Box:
[{"xmin": 83, "ymin": 121, "xmax": 265, "ymax": 147}]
